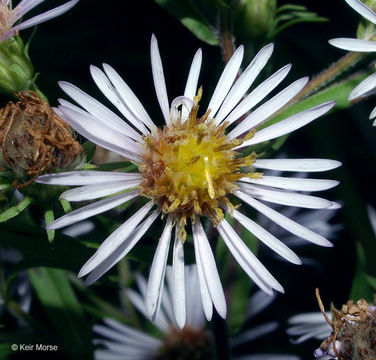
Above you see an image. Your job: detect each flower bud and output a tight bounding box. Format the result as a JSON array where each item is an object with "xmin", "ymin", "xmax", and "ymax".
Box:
[
  {"xmin": 0, "ymin": 36, "xmax": 34, "ymax": 94},
  {"xmin": 235, "ymin": 0, "xmax": 277, "ymax": 40}
]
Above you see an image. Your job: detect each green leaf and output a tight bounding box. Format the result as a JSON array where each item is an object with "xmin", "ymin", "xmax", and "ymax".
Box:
[
  {"xmin": 0, "ymin": 196, "xmax": 34, "ymax": 223},
  {"xmin": 44, "ymin": 207, "xmax": 55, "ymax": 244},
  {"xmin": 154, "ymin": 0, "xmax": 219, "ymax": 45},
  {"xmin": 28, "ymin": 267, "xmax": 93, "ymax": 359},
  {"xmin": 60, "ymin": 198, "xmax": 72, "ymax": 214},
  {"xmin": 0, "ymin": 222, "xmax": 95, "ymax": 276},
  {"xmin": 82, "ymin": 141, "xmax": 96, "ymax": 163},
  {"xmin": 0, "ymin": 343, "xmax": 16, "ymax": 357},
  {"xmin": 93, "ymin": 161, "xmax": 137, "ymax": 172},
  {"xmin": 349, "ymin": 243, "xmax": 373, "ymax": 302},
  {"xmin": 365, "ymin": 274, "xmax": 376, "ymax": 291}
]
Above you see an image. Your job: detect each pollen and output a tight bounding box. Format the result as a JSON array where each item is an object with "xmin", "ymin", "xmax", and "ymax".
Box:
[{"xmin": 139, "ymin": 93, "xmax": 260, "ymax": 241}]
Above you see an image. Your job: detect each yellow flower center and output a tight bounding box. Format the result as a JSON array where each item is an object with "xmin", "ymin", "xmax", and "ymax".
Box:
[{"xmin": 139, "ymin": 91, "xmax": 261, "ymax": 240}]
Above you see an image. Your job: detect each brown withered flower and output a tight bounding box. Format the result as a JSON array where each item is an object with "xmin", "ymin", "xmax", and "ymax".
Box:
[
  {"xmin": 315, "ymin": 289, "xmax": 376, "ymax": 360},
  {"xmin": 0, "ymin": 91, "xmax": 82, "ymax": 188}
]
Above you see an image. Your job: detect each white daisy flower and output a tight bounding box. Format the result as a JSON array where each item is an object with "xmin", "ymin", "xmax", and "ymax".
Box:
[
  {"xmin": 93, "ymin": 265, "xmax": 299, "ymax": 360},
  {"xmin": 0, "ymin": 0, "xmax": 79, "ymax": 42},
  {"xmin": 36, "ymin": 35, "xmax": 340, "ymax": 326},
  {"xmin": 329, "ymin": 0, "xmax": 376, "ymax": 124}
]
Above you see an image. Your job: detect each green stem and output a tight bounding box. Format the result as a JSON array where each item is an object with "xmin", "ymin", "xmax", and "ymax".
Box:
[
  {"xmin": 220, "ymin": 8, "xmax": 235, "ymax": 64},
  {"xmin": 298, "ymin": 51, "xmax": 367, "ymax": 100}
]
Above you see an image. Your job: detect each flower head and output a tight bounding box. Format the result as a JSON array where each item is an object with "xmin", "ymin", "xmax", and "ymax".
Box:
[
  {"xmin": 0, "ymin": 91, "xmax": 82, "ymax": 188},
  {"xmin": 0, "ymin": 0, "xmax": 78, "ymax": 42},
  {"xmin": 329, "ymin": 0, "xmax": 376, "ymax": 124},
  {"xmin": 94, "ymin": 266, "xmax": 212, "ymax": 360},
  {"xmin": 94, "ymin": 265, "xmax": 299, "ymax": 360},
  {"xmin": 37, "ymin": 35, "xmax": 339, "ymax": 326}
]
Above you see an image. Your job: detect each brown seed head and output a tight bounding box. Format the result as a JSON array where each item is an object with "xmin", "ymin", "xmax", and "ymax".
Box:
[
  {"xmin": 0, "ymin": 91, "xmax": 82, "ymax": 188},
  {"xmin": 316, "ymin": 289, "xmax": 376, "ymax": 360}
]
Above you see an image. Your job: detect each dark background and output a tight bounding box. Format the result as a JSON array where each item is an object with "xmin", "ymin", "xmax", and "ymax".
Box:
[{"xmin": 7, "ymin": 0, "xmax": 376, "ymax": 358}]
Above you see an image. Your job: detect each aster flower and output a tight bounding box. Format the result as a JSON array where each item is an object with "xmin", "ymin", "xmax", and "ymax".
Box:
[
  {"xmin": 329, "ymin": 0, "xmax": 376, "ymax": 124},
  {"xmin": 93, "ymin": 265, "xmax": 299, "ymax": 360},
  {"xmin": 36, "ymin": 35, "xmax": 340, "ymax": 325},
  {"xmin": 0, "ymin": 0, "xmax": 79, "ymax": 42}
]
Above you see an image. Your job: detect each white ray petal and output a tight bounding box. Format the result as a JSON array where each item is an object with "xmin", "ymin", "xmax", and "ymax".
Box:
[
  {"xmin": 246, "ymin": 290, "xmax": 276, "ymax": 319},
  {"xmin": 236, "ymin": 355, "xmax": 300, "ymax": 360},
  {"xmin": 253, "ymin": 158, "xmax": 341, "ymax": 172},
  {"xmin": 36, "ymin": 171, "xmax": 141, "ymax": 186},
  {"xmin": 238, "ymin": 183, "xmax": 334, "ymax": 209},
  {"xmin": 236, "ymin": 101, "xmax": 336, "ymax": 148},
  {"xmin": 182, "ymin": 49, "xmax": 202, "ymax": 120},
  {"xmin": 221, "ymin": 64, "xmax": 292, "ymax": 127},
  {"xmin": 370, "ymin": 105, "xmax": 376, "ymax": 120},
  {"xmin": 217, "ymin": 219, "xmax": 284, "ymax": 294},
  {"xmin": 94, "ymin": 347, "xmax": 153, "ymax": 359},
  {"xmin": 85, "ymin": 210, "xmax": 160, "ymax": 285},
  {"xmin": 288, "ymin": 312, "xmax": 330, "ymax": 324},
  {"xmin": 235, "ymin": 190, "xmax": 333, "ymax": 247},
  {"xmin": 12, "ymin": 0, "xmax": 78, "ymax": 31},
  {"xmin": 60, "ymin": 180, "xmax": 141, "ymax": 202},
  {"xmin": 207, "ymin": 46, "xmax": 244, "ymax": 117},
  {"xmin": 47, "ymin": 191, "xmax": 138, "ymax": 230},
  {"xmin": 89, "ymin": 65, "xmax": 149, "ymax": 135},
  {"xmin": 231, "ymin": 322, "xmax": 279, "ymax": 346},
  {"xmin": 160, "ymin": 268, "xmax": 176, "ymax": 325},
  {"xmin": 94, "ymin": 320, "xmax": 159, "ymax": 348},
  {"xmin": 329, "ymin": 38, "xmax": 376, "ymax": 52},
  {"xmin": 79, "ymin": 201, "xmax": 153, "ymax": 277},
  {"xmin": 229, "ymin": 77, "xmax": 309, "ymax": 139},
  {"xmin": 194, "ymin": 240, "xmax": 213, "ymax": 321},
  {"xmin": 102, "ymin": 64, "xmax": 157, "ymax": 131},
  {"xmin": 15, "ymin": 0, "xmax": 46, "ymax": 18},
  {"xmin": 58, "ymin": 81, "xmax": 142, "ymax": 141},
  {"xmin": 345, "ymin": 0, "xmax": 376, "ymax": 24},
  {"xmin": 185, "ymin": 265, "xmax": 205, "ymax": 328},
  {"xmin": 146, "ymin": 216, "xmax": 173, "ymax": 320},
  {"xmin": 349, "ymin": 72, "xmax": 376, "ymax": 100},
  {"xmin": 150, "ymin": 34, "xmax": 170, "ymax": 124},
  {"xmin": 126, "ymin": 287, "xmax": 169, "ymax": 332},
  {"xmin": 232, "ymin": 209, "xmax": 301, "ymax": 264},
  {"xmin": 172, "ymin": 232, "xmax": 186, "ymax": 329},
  {"xmin": 238, "ymin": 176, "xmax": 339, "ymax": 192},
  {"xmin": 215, "ymin": 43, "xmax": 274, "ymax": 124},
  {"xmin": 192, "ymin": 219, "xmax": 227, "ymax": 319},
  {"xmin": 55, "ymin": 107, "xmax": 141, "ymax": 163},
  {"xmin": 367, "ymin": 205, "xmax": 376, "ymax": 236}
]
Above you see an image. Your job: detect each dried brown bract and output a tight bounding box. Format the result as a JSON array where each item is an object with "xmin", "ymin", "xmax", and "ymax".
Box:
[
  {"xmin": 315, "ymin": 288, "xmax": 376, "ymax": 360},
  {"xmin": 0, "ymin": 91, "xmax": 82, "ymax": 188}
]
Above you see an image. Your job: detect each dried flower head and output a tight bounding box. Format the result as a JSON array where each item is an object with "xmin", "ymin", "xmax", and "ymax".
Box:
[
  {"xmin": 0, "ymin": 91, "xmax": 82, "ymax": 188},
  {"xmin": 315, "ymin": 288, "xmax": 376, "ymax": 360}
]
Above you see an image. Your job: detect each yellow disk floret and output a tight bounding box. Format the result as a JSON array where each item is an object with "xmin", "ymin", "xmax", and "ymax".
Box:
[{"xmin": 139, "ymin": 94, "xmax": 260, "ymax": 241}]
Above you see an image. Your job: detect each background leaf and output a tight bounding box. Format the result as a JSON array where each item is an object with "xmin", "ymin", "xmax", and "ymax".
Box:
[{"xmin": 28, "ymin": 267, "xmax": 93, "ymax": 359}]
